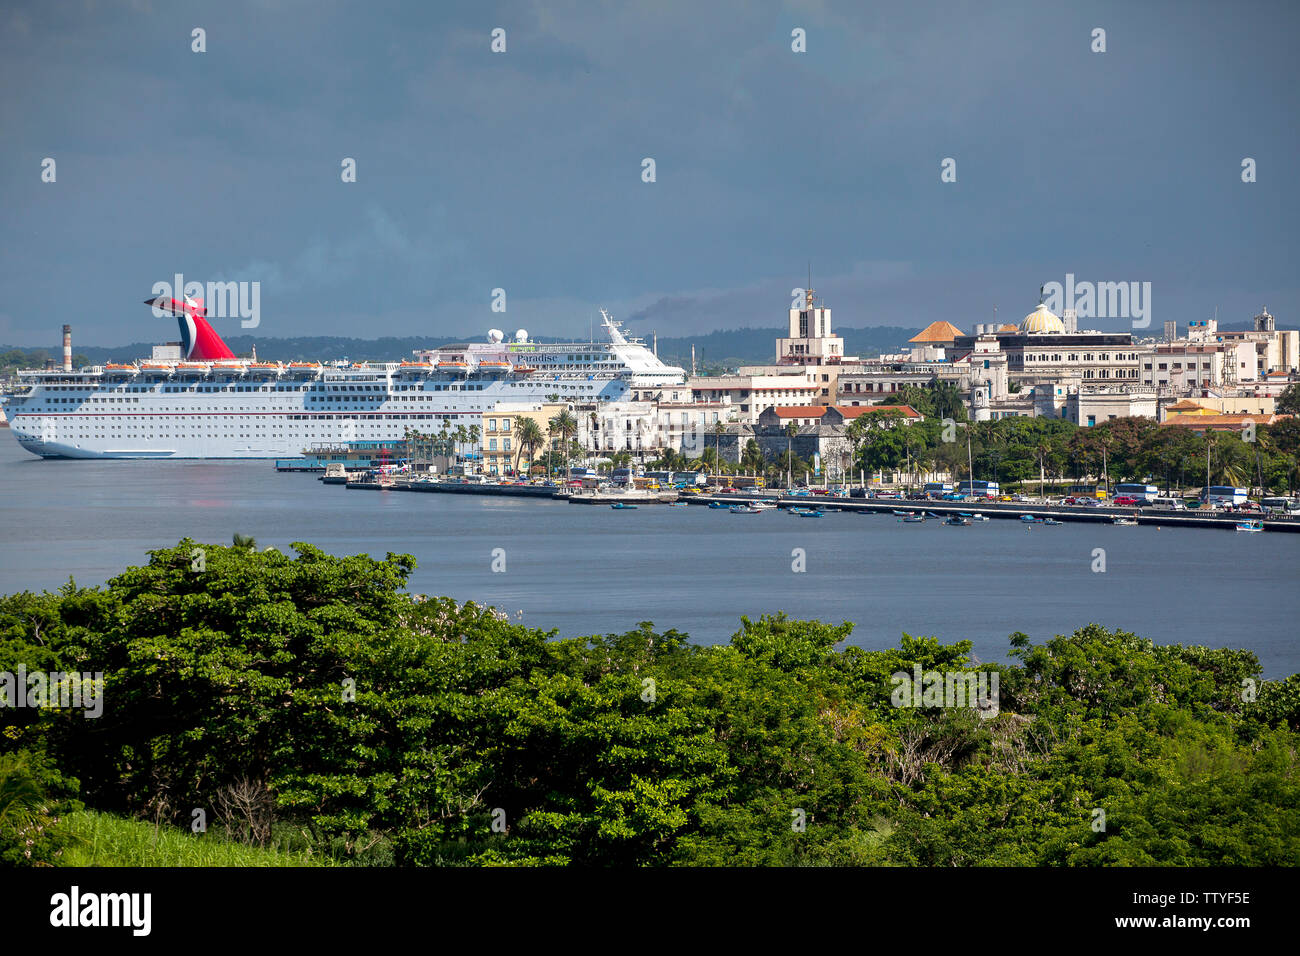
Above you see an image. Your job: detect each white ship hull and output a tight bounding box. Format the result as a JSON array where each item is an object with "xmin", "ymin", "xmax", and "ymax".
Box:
[{"xmin": 9, "ymin": 376, "xmax": 634, "ymax": 460}]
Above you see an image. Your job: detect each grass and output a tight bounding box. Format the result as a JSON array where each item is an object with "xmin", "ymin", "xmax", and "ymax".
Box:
[{"xmin": 59, "ymin": 810, "xmax": 334, "ymax": 867}]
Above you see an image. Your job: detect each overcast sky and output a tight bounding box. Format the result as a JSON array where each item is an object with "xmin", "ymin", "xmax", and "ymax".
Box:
[{"xmin": 2, "ymin": 0, "xmax": 1297, "ymax": 347}]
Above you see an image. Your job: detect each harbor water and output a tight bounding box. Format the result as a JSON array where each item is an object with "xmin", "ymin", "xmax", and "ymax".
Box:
[{"xmin": 2, "ymin": 435, "xmax": 1297, "ymax": 677}]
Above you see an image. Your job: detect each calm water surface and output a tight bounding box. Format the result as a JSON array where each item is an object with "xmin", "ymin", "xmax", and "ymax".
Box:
[{"xmin": 2, "ymin": 433, "xmax": 1297, "ymax": 676}]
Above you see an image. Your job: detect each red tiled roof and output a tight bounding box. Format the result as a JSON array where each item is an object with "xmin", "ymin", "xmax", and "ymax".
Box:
[
  {"xmin": 1163, "ymin": 413, "xmax": 1293, "ymax": 430},
  {"xmin": 836, "ymin": 404, "xmax": 921, "ymax": 419},
  {"xmin": 909, "ymin": 320, "xmax": 965, "ymax": 343},
  {"xmin": 770, "ymin": 405, "xmax": 827, "ymax": 417}
]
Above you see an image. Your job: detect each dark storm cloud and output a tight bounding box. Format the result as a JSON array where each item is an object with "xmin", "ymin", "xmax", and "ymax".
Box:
[{"xmin": 0, "ymin": 0, "xmax": 1296, "ymax": 346}]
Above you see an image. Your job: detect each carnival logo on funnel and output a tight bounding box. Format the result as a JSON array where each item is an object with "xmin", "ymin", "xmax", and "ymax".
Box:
[{"xmin": 148, "ymin": 273, "xmax": 261, "ymax": 330}]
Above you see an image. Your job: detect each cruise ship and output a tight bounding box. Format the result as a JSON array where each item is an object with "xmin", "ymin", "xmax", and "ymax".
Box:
[{"xmin": 8, "ymin": 297, "xmax": 685, "ymax": 459}]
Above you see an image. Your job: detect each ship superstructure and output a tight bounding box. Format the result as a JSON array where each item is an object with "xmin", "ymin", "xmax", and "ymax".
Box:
[{"xmin": 8, "ymin": 303, "xmax": 684, "ymax": 459}]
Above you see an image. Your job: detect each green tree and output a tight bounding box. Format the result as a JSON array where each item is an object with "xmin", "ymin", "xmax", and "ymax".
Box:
[
  {"xmin": 1276, "ymin": 383, "xmax": 1300, "ymax": 416},
  {"xmin": 549, "ymin": 411, "xmax": 578, "ymax": 476},
  {"xmin": 515, "ymin": 417, "xmax": 544, "ymax": 475}
]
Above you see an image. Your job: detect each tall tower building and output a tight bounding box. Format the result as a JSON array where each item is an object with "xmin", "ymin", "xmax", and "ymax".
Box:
[{"xmin": 776, "ymin": 287, "xmax": 844, "ymax": 364}]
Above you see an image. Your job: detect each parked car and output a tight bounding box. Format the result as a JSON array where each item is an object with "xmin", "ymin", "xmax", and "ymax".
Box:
[
  {"xmin": 1113, "ymin": 495, "xmax": 1140, "ymax": 505},
  {"xmin": 849, "ymin": 488, "xmax": 868, "ymax": 498}
]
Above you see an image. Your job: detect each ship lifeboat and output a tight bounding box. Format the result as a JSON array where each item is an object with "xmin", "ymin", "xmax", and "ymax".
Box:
[
  {"xmin": 140, "ymin": 362, "xmax": 172, "ymax": 370},
  {"xmin": 436, "ymin": 360, "xmax": 467, "ymax": 368},
  {"xmin": 512, "ymin": 364, "xmax": 536, "ymax": 374},
  {"xmin": 478, "ymin": 360, "xmax": 510, "ymax": 368},
  {"xmin": 289, "ymin": 362, "xmax": 319, "ymax": 368},
  {"xmin": 104, "ymin": 363, "xmax": 137, "ymax": 371}
]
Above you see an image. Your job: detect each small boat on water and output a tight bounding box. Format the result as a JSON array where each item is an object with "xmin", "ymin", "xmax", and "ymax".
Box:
[
  {"xmin": 1042, "ymin": 518, "xmax": 1064, "ymax": 526},
  {"xmin": 1019, "ymin": 514, "xmax": 1042, "ymax": 523},
  {"xmin": 893, "ymin": 510, "xmax": 915, "ymax": 517},
  {"xmin": 1236, "ymin": 519, "xmax": 1264, "ymax": 533},
  {"xmin": 944, "ymin": 515, "xmax": 971, "ymax": 526},
  {"xmin": 798, "ymin": 509, "xmax": 826, "ymax": 518},
  {"xmin": 961, "ymin": 512, "xmax": 988, "ymax": 521},
  {"xmin": 611, "ymin": 502, "xmax": 638, "ymax": 510},
  {"xmin": 708, "ymin": 501, "xmax": 730, "ymax": 509},
  {"xmin": 748, "ymin": 500, "xmax": 777, "ymax": 511},
  {"xmin": 1112, "ymin": 516, "xmax": 1138, "ymax": 526},
  {"xmin": 901, "ymin": 515, "xmax": 925, "ymax": 523},
  {"xmin": 730, "ymin": 504, "xmax": 762, "ymax": 514}
]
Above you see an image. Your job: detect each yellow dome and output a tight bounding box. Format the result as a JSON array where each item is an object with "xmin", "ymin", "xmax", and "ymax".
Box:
[{"xmin": 1020, "ymin": 303, "xmax": 1065, "ymax": 334}]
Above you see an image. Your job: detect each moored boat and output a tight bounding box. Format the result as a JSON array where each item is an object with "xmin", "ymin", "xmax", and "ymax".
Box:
[
  {"xmin": 1235, "ymin": 519, "xmax": 1264, "ymax": 533},
  {"xmin": 611, "ymin": 502, "xmax": 638, "ymax": 510}
]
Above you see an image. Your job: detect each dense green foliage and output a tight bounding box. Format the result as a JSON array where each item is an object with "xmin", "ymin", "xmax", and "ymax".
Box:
[{"xmin": 2, "ymin": 542, "xmax": 1297, "ymax": 866}]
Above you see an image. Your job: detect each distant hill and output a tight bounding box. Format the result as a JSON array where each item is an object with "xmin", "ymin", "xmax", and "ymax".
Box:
[{"xmin": 654, "ymin": 326, "xmax": 916, "ymax": 368}]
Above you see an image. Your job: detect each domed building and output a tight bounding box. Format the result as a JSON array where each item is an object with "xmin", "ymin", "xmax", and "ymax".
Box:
[
  {"xmin": 1019, "ymin": 304, "xmax": 1066, "ymax": 335},
  {"xmin": 949, "ymin": 296, "xmax": 1143, "ymax": 409}
]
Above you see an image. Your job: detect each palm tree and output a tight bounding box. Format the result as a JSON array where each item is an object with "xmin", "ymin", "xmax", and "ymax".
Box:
[
  {"xmin": 1035, "ymin": 439, "xmax": 1051, "ymax": 500},
  {"xmin": 232, "ymin": 533, "xmax": 257, "ymax": 549},
  {"xmin": 514, "ymin": 416, "xmax": 544, "ymax": 476},
  {"xmin": 741, "ymin": 439, "xmax": 764, "ymax": 477},
  {"xmin": 713, "ymin": 420, "xmax": 727, "ymax": 473},
  {"xmin": 845, "ymin": 417, "xmax": 867, "ymax": 487},
  {"xmin": 467, "ymin": 424, "xmax": 480, "ymax": 473},
  {"xmin": 435, "ymin": 421, "xmax": 453, "ymax": 463},
  {"xmin": 549, "ymin": 410, "xmax": 578, "ymax": 477},
  {"xmin": 784, "ymin": 421, "xmax": 799, "ymax": 488}
]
